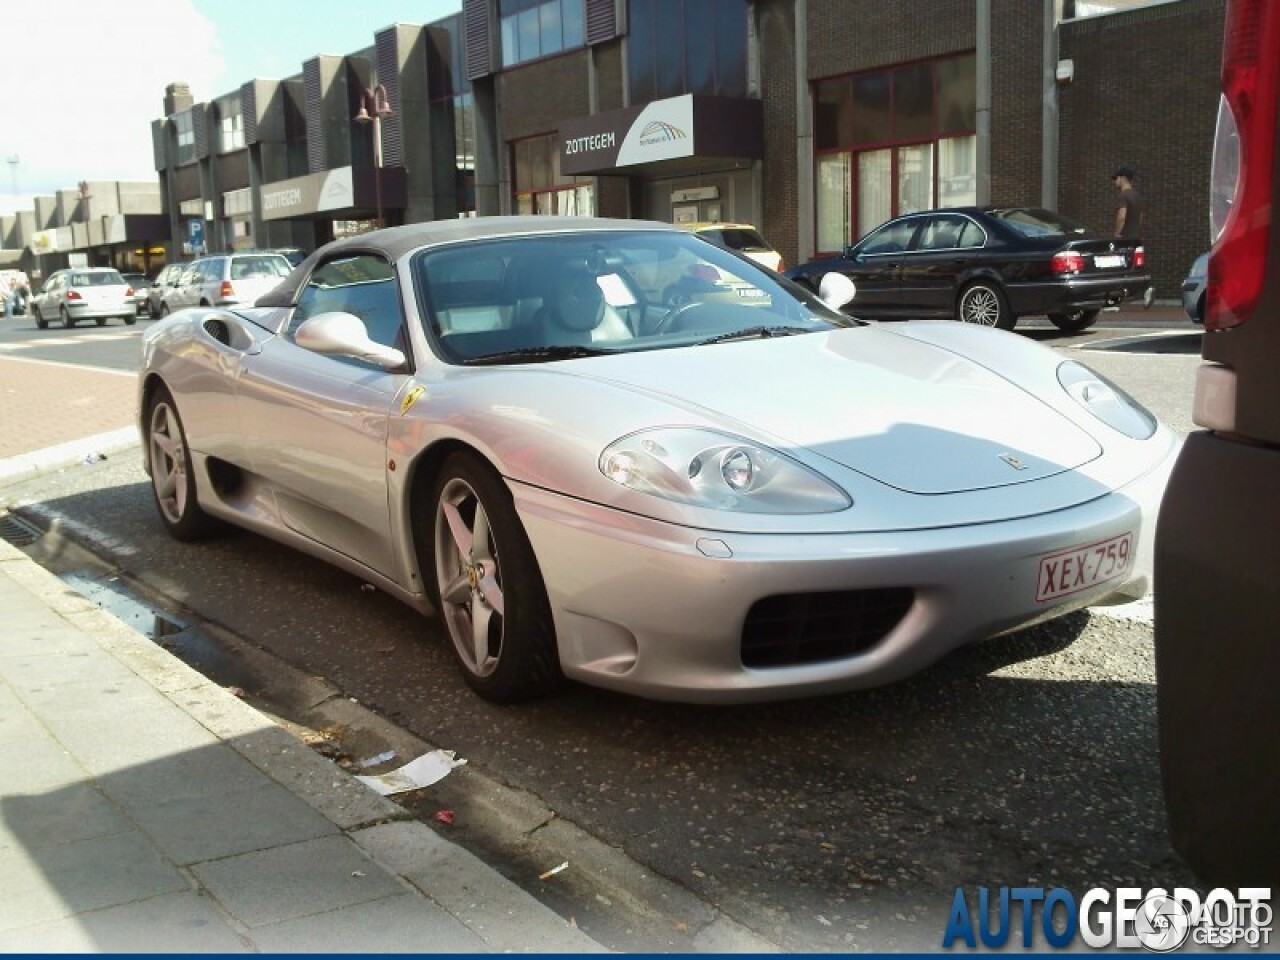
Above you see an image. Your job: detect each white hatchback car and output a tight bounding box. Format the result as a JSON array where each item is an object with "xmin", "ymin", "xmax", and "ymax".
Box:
[
  {"xmin": 31, "ymin": 268, "xmax": 137, "ymax": 329},
  {"xmin": 160, "ymin": 252, "xmax": 292, "ymax": 315}
]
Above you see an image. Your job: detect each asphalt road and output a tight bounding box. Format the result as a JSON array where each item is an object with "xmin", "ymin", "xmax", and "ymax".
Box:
[{"xmin": 0, "ymin": 314, "xmax": 1209, "ymax": 952}]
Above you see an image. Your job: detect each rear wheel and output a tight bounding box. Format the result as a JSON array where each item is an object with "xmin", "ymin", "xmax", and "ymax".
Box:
[
  {"xmin": 160, "ymin": 303, "xmax": 170, "ymax": 317},
  {"xmin": 145, "ymin": 385, "xmax": 219, "ymax": 540},
  {"xmin": 427, "ymin": 451, "xmax": 562, "ymax": 702},
  {"xmin": 1047, "ymin": 309, "xmax": 1100, "ymax": 333},
  {"xmin": 124, "ymin": 315, "xmax": 137, "ymax": 326},
  {"xmin": 60, "ymin": 306, "xmax": 75, "ymax": 329},
  {"xmin": 95, "ymin": 317, "xmax": 107, "ymax": 327},
  {"xmin": 33, "ymin": 306, "xmax": 46, "ymax": 330},
  {"xmin": 956, "ymin": 281, "xmax": 1014, "ymax": 330}
]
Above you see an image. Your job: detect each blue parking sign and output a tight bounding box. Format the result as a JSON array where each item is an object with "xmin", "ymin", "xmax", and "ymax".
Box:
[{"xmin": 188, "ymin": 219, "xmax": 205, "ymax": 249}]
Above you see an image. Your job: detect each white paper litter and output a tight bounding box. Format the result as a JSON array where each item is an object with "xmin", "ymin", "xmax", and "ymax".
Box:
[
  {"xmin": 354, "ymin": 749, "xmax": 466, "ymax": 796},
  {"xmin": 354, "ymin": 749, "xmax": 398, "ymax": 769}
]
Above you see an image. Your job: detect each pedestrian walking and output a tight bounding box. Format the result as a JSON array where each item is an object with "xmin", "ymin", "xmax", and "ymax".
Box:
[{"xmin": 1111, "ymin": 165, "xmax": 1143, "ymax": 240}]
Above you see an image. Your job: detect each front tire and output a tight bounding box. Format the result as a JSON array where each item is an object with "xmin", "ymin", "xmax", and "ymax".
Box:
[
  {"xmin": 1047, "ymin": 309, "xmax": 1100, "ymax": 333},
  {"xmin": 427, "ymin": 451, "xmax": 561, "ymax": 702},
  {"xmin": 956, "ymin": 281, "xmax": 1014, "ymax": 330},
  {"xmin": 145, "ymin": 385, "xmax": 219, "ymax": 541}
]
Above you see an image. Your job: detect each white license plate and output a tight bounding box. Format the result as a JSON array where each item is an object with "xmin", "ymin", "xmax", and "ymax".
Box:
[
  {"xmin": 1035, "ymin": 532, "xmax": 1134, "ymax": 602},
  {"xmin": 1093, "ymin": 254, "xmax": 1126, "ymax": 269}
]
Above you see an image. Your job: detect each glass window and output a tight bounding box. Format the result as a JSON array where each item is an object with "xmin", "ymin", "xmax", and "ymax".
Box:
[
  {"xmin": 892, "ymin": 64, "xmax": 934, "ymax": 142},
  {"xmin": 628, "ymin": 0, "xmax": 748, "ymax": 102},
  {"xmin": 512, "ymin": 134, "xmax": 595, "ymax": 217},
  {"xmin": 851, "ymin": 74, "xmax": 892, "ymax": 146},
  {"xmin": 857, "ymin": 149, "xmax": 892, "ymax": 237},
  {"xmin": 938, "ymin": 135, "xmax": 977, "ymax": 206},
  {"xmin": 712, "ymin": 0, "xmax": 748, "ymax": 96},
  {"xmin": 858, "ymin": 219, "xmax": 918, "ymax": 255},
  {"xmin": 500, "ymin": 0, "xmax": 586, "ymax": 68},
  {"xmin": 957, "ymin": 219, "xmax": 985, "ymax": 248},
  {"xmin": 290, "ymin": 254, "xmax": 401, "ymax": 354},
  {"xmin": 814, "ymin": 77, "xmax": 855, "ymax": 151},
  {"xmin": 917, "ymin": 215, "xmax": 968, "ymax": 251},
  {"xmin": 936, "ymin": 55, "xmax": 976, "ymax": 134},
  {"xmin": 816, "ymin": 153, "xmax": 851, "ymax": 253},
  {"xmin": 897, "ymin": 143, "xmax": 934, "ymax": 214}
]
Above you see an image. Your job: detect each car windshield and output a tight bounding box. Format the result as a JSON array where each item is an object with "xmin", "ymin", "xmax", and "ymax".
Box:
[
  {"xmin": 988, "ymin": 207, "xmax": 1088, "ymax": 238},
  {"xmin": 71, "ymin": 271, "xmax": 125, "ymax": 286},
  {"xmin": 415, "ymin": 231, "xmax": 851, "ymax": 365}
]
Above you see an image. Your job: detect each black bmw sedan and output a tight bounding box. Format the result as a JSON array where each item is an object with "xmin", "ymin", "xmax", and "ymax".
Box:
[{"xmin": 785, "ymin": 207, "xmax": 1152, "ymax": 333}]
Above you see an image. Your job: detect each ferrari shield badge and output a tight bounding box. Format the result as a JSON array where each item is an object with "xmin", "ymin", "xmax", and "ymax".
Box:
[{"xmin": 400, "ymin": 385, "xmax": 427, "ymax": 416}]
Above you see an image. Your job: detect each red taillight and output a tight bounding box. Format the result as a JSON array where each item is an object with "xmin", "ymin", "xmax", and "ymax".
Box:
[
  {"xmin": 1133, "ymin": 246, "xmax": 1146, "ymax": 268},
  {"xmin": 1206, "ymin": 0, "xmax": 1279, "ymax": 330},
  {"xmin": 220, "ymin": 280, "xmax": 234, "ymax": 299},
  {"xmin": 66, "ymin": 289, "xmax": 83, "ymax": 301},
  {"xmin": 1052, "ymin": 251, "xmax": 1084, "ymax": 274},
  {"xmin": 125, "ymin": 287, "xmax": 135, "ymax": 297}
]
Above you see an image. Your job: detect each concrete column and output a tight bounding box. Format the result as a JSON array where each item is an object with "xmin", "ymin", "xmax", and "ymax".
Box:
[
  {"xmin": 976, "ymin": 0, "xmax": 992, "ymax": 205},
  {"xmin": 794, "ymin": 0, "xmax": 814, "ymax": 264},
  {"xmin": 1041, "ymin": 0, "xmax": 1060, "ymax": 209}
]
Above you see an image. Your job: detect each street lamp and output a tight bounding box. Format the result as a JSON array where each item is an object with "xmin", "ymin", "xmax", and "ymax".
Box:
[{"xmin": 354, "ymin": 84, "xmax": 393, "ymax": 229}]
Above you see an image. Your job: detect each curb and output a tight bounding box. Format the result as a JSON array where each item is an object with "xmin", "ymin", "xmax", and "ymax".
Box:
[{"xmin": 0, "ymin": 426, "xmax": 140, "ymax": 489}]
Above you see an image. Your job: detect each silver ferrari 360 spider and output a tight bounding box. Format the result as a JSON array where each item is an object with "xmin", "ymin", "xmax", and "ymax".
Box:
[{"xmin": 139, "ymin": 216, "xmax": 1178, "ymax": 703}]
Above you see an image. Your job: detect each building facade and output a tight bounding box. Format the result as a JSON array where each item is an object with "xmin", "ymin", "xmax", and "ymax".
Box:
[{"xmin": 1, "ymin": 0, "xmax": 1215, "ymax": 297}]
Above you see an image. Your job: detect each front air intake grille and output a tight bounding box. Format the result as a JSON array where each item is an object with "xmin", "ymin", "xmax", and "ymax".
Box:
[{"xmin": 741, "ymin": 588, "xmax": 914, "ymax": 668}]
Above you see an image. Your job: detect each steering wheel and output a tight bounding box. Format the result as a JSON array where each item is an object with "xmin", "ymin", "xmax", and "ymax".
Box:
[{"xmin": 650, "ymin": 299, "xmax": 706, "ymax": 336}]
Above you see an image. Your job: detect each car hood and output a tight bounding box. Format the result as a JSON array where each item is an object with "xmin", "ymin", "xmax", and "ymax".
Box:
[{"xmin": 562, "ymin": 326, "xmax": 1102, "ymax": 495}]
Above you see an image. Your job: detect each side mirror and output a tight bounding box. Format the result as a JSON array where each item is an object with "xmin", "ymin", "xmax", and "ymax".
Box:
[
  {"xmin": 843, "ymin": 244, "xmax": 858, "ymax": 259},
  {"xmin": 295, "ymin": 311, "xmax": 406, "ymax": 370},
  {"xmin": 818, "ymin": 273, "xmax": 857, "ymax": 311}
]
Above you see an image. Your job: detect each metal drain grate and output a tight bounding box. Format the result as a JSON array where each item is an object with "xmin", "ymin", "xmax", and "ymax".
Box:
[{"xmin": 0, "ymin": 513, "xmax": 43, "ymax": 548}]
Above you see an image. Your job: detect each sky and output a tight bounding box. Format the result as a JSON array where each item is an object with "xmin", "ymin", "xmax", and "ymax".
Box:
[{"xmin": 0, "ymin": 0, "xmax": 461, "ymax": 217}]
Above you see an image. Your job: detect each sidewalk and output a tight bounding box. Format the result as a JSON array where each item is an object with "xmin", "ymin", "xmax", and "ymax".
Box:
[{"xmin": 0, "ymin": 360, "xmax": 603, "ymax": 951}]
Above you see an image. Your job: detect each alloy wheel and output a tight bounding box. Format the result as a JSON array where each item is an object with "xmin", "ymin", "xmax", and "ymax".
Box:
[
  {"xmin": 148, "ymin": 398, "xmax": 190, "ymax": 525},
  {"xmin": 434, "ymin": 476, "xmax": 506, "ymax": 679}
]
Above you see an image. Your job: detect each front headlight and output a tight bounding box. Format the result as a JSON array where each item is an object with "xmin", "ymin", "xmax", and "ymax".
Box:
[
  {"xmin": 1057, "ymin": 361, "xmax": 1156, "ymax": 440},
  {"xmin": 599, "ymin": 428, "xmax": 851, "ymax": 513}
]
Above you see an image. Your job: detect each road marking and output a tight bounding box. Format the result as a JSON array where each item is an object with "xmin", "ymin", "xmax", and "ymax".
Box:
[{"xmin": 0, "ymin": 354, "xmax": 137, "ymax": 378}]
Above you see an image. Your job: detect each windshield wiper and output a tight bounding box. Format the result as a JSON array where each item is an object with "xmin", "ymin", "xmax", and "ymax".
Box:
[
  {"xmin": 695, "ymin": 325, "xmax": 814, "ymax": 346},
  {"xmin": 462, "ymin": 344, "xmax": 612, "ymax": 366}
]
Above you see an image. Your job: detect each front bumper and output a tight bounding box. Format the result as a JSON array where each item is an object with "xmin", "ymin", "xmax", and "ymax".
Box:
[
  {"xmin": 514, "ymin": 439, "xmax": 1178, "ymax": 703},
  {"xmin": 1007, "ymin": 274, "xmax": 1152, "ymax": 315}
]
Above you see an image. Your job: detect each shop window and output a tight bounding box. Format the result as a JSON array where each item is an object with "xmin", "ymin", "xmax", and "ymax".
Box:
[
  {"xmin": 628, "ymin": 0, "xmax": 748, "ymax": 104},
  {"xmin": 500, "ymin": 0, "xmax": 585, "ymax": 68},
  {"xmin": 813, "ymin": 53, "xmax": 977, "ymax": 254},
  {"xmin": 512, "ymin": 134, "xmax": 594, "ymax": 216}
]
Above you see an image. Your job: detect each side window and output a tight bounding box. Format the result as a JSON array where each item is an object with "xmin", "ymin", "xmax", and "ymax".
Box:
[
  {"xmin": 860, "ymin": 220, "xmax": 917, "ymax": 255},
  {"xmin": 289, "ymin": 254, "xmax": 403, "ymax": 362},
  {"xmin": 957, "ymin": 219, "xmax": 986, "ymax": 249},
  {"xmin": 917, "ymin": 215, "xmax": 966, "ymax": 251}
]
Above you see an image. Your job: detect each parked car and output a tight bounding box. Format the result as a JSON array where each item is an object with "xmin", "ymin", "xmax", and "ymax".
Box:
[
  {"xmin": 119, "ymin": 272, "xmax": 150, "ymax": 317},
  {"xmin": 30, "ymin": 267, "xmax": 136, "ymax": 329},
  {"xmin": 683, "ymin": 223, "xmax": 784, "ymax": 271},
  {"xmin": 159, "ymin": 252, "xmax": 292, "ymax": 315},
  {"xmin": 1179, "ymin": 251, "xmax": 1208, "ymax": 323},
  {"xmin": 270, "ymin": 247, "xmax": 309, "ymax": 267},
  {"xmin": 139, "ymin": 216, "xmax": 1178, "ymax": 704},
  {"xmin": 785, "ymin": 206, "xmax": 1152, "ymax": 333},
  {"xmin": 145, "ymin": 263, "xmax": 186, "ymax": 318},
  {"xmin": 1154, "ymin": 0, "xmax": 1279, "ymax": 887}
]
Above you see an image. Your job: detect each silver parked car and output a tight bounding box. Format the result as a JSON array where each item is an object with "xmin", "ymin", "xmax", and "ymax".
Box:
[
  {"xmin": 1180, "ymin": 251, "xmax": 1208, "ymax": 324},
  {"xmin": 31, "ymin": 267, "xmax": 137, "ymax": 329},
  {"xmin": 159, "ymin": 252, "xmax": 291, "ymax": 315},
  {"xmin": 139, "ymin": 217, "xmax": 1179, "ymax": 703},
  {"xmin": 144, "ymin": 263, "xmax": 185, "ymax": 318}
]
